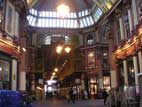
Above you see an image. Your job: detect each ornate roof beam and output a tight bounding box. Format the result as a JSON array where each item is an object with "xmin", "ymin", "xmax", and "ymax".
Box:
[
  {"xmin": 27, "ymin": 0, "xmax": 38, "ymax": 8},
  {"xmin": 92, "ymin": 0, "xmax": 106, "ymax": 13},
  {"xmin": 82, "ymin": 0, "xmax": 92, "ymax": 8}
]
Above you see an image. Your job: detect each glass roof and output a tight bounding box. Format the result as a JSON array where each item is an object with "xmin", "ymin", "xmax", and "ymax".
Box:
[{"xmin": 27, "ymin": 0, "xmax": 118, "ymax": 29}]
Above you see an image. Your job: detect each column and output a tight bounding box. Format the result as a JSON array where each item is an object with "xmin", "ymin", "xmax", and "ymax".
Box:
[
  {"xmin": 123, "ymin": 60, "xmax": 128, "ymax": 85},
  {"xmin": 133, "ymin": 56, "xmax": 139, "ymax": 85},
  {"xmin": 110, "ymin": 70, "xmax": 117, "ymax": 88},
  {"xmin": 138, "ymin": 51, "xmax": 142, "ymax": 73},
  {"xmin": 32, "ymin": 33, "xmax": 37, "ymax": 46},
  {"xmin": 99, "ymin": 72, "xmax": 103, "ymax": 89},
  {"xmin": 12, "ymin": 59, "xmax": 18, "ymax": 91},
  {"xmin": 132, "ymin": 0, "xmax": 138, "ymax": 26},
  {"xmin": 128, "ymin": 9, "xmax": 133, "ymax": 34},
  {"xmin": 19, "ymin": 37, "xmax": 27, "ymax": 91},
  {"xmin": 133, "ymin": 55, "xmax": 139, "ymax": 93},
  {"xmin": 119, "ymin": 18, "xmax": 125, "ymax": 40},
  {"xmin": 19, "ymin": 71, "xmax": 26, "ymax": 91}
]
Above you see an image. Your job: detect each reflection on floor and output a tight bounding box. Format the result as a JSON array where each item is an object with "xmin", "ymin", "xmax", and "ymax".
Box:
[{"xmin": 33, "ymin": 98, "xmax": 105, "ymax": 107}]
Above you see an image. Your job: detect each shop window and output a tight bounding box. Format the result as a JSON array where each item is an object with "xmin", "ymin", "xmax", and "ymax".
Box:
[
  {"xmin": 103, "ymin": 76, "xmax": 110, "ymax": 90},
  {"xmin": 89, "ymin": 77, "xmax": 98, "ymax": 95},
  {"xmin": 127, "ymin": 58, "xmax": 135, "ymax": 86},
  {"xmin": 0, "ymin": 60, "xmax": 10, "ymax": 89},
  {"xmin": 118, "ymin": 62, "xmax": 125, "ymax": 87}
]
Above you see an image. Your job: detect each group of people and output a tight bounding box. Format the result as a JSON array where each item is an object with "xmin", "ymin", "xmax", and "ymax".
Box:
[
  {"xmin": 66, "ymin": 88, "xmax": 89, "ymax": 104},
  {"xmin": 102, "ymin": 89, "xmax": 119, "ymax": 107},
  {"xmin": 66, "ymin": 88, "xmax": 77, "ymax": 103}
]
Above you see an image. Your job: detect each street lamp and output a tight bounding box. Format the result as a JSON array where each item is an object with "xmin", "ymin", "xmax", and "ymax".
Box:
[
  {"xmin": 51, "ymin": 45, "xmax": 71, "ymax": 80},
  {"xmin": 56, "ymin": 45, "xmax": 71, "ymax": 54}
]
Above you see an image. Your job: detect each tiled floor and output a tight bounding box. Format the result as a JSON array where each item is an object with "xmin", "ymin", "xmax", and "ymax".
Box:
[{"xmin": 33, "ymin": 98, "xmax": 105, "ymax": 107}]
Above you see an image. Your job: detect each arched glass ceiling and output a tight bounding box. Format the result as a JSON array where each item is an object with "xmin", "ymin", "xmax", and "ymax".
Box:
[{"xmin": 27, "ymin": 0, "xmax": 117, "ymax": 29}]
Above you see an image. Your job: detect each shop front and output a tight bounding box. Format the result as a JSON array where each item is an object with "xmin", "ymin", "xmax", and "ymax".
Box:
[
  {"xmin": 0, "ymin": 35, "xmax": 21, "ymax": 90},
  {"xmin": 114, "ymin": 23, "xmax": 142, "ymax": 98}
]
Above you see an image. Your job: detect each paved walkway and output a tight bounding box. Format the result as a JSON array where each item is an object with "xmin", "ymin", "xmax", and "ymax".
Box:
[{"xmin": 33, "ymin": 98, "xmax": 105, "ymax": 107}]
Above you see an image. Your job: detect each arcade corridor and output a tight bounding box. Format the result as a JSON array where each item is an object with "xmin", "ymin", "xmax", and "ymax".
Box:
[{"xmin": 0, "ymin": 0, "xmax": 142, "ymax": 107}]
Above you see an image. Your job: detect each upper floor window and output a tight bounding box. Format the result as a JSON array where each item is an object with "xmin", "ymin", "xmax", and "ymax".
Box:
[
  {"xmin": 116, "ymin": 19, "xmax": 121, "ymax": 43},
  {"xmin": 87, "ymin": 51, "xmax": 95, "ymax": 69},
  {"xmin": 87, "ymin": 34, "xmax": 94, "ymax": 45},
  {"xmin": 123, "ymin": 11, "xmax": 130, "ymax": 38},
  {"xmin": 138, "ymin": 0, "xmax": 142, "ymax": 20}
]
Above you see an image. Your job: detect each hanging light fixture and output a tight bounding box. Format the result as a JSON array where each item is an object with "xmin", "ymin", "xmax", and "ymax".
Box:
[
  {"xmin": 57, "ymin": 3, "xmax": 70, "ymax": 18},
  {"xmin": 56, "ymin": 45, "xmax": 63, "ymax": 54},
  {"xmin": 64, "ymin": 46, "xmax": 71, "ymax": 53}
]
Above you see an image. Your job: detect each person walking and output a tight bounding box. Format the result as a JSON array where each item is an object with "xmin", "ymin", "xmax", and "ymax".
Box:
[
  {"xmin": 102, "ymin": 89, "xmax": 108, "ymax": 105},
  {"xmin": 67, "ymin": 88, "xmax": 74, "ymax": 103},
  {"xmin": 72, "ymin": 88, "xmax": 77, "ymax": 102}
]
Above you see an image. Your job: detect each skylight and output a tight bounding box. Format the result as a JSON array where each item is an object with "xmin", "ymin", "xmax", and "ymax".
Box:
[{"xmin": 27, "ymin": 0, "xmax": 118, "ymax": 29}]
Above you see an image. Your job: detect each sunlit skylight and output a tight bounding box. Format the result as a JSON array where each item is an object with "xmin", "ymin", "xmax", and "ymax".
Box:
[{"xmin": 27, "ymin": 0, "xmax": 117, "ymax": 29}]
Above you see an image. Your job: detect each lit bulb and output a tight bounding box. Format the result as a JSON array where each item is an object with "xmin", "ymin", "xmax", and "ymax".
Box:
[
  {"xmin": 56, "ymin": 45, "xmax": 63, "ymax": 54},
  {"xmin": 88, "ymin": 53, "xmax": 94, "ymax": 57},
  {"xmin": 64, "ymin": 46, "xmax": 71, "ymax": 53},
  {"xmin": 57, "ymin": 4, "xmax": 70, "ymax": 17},
  {"xmin": 54, "ymin": 68, "xmax": 58, "ymax": 72},
  {"xmin": 52, "ymin": 72, "xmax": 56, "ymax": 76}
]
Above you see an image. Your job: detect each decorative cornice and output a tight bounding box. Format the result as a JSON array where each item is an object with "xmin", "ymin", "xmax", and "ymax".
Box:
[
  {"xmin": 0, "ymin": 32, "xmax": 21, "ymax": 58},
  {"xmin": 113, "ymin": 23, "xmax": 142, "ymax": 59}
]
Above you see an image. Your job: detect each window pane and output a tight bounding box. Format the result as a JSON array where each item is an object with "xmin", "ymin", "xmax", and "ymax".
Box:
[
  {"xmin": 78, "ymin": 11, "xmax": 82, "ymax": 17},
  {"xmin": 83, "ymin": 18, "xmax": 87, "ymax": 27},
  {"xmin": 37, "ymin": 19, "xmax": 42, "ymax": 27},
  {"xmin": 66, "ymin": 13, "xmax": 71, "ymax": 18},
  {"xmin": 49, "ymin": 19, "xmax": 53, "ymax": 27},
  {"xmin": 34, "ymin": 9, "xmax": 37, "ymax": 16},
  {"xmin": 60, "ymin": 19, "xmax": 64, "ymax": 28},
  {"xmin": 56, "ymin": 19, "xmax": 60, "ymax": 27},
  {"xmin": 29, "ymin": 16, "xmax": 33, "ymax": 25},
  {"xmin": 52, "ymin": 19, "xmax": 56, "ymax": 27},
  {"xmin": 70, "ymin": 20, "xmax": 74, "ymax": 28},
  {"xmin": 27, "ymin": 15, "xmax": 31, "ymax": 22},
  {"xmin": 86, "ymin": 17, "xmax": 91, "ymax": 26},
  {"xmin": 31, "ymin": 17, "xmax": 36, "ymax": 26},
  {"xmin": 79, "ymin": 19, "xmax": 84, "ymax": 28},
  {"xmin": 46, "ymin": 19, "xmax": 49, "ymax": 27},
  {"xmin": 41, "ymin": 19, "xmax": 44, "ymax": 27},
  {"xmin": 94, "ymin": 8, "xmax": 103, "ymax": 22},
  {"xmin": 89, "ymin": 16, "xmax": 94, "ymax": 25},
  {"xmin": 64, "ymin": 20, "xmax": 67, "ymax": 28},
  {"xmin": 30, "ymin": 9, "xmax": 35, "ymax": 14},
  {"xmin": 66, "ymin": 20, "xmax": 71, "ymax": 28},
  {"xmin": 46, "ymin": 11, "xmax": 50, "ymax": 17},
  {"xmin": 82, "ymin": 10, "xmax": 85, "ymax": 16},
  {"xmin": 74, "ymin": 20, "xmax": 78, "ymax": 28},
  {"xmin": 52, "ymin": 11, "xmax": 56, "ymax": 17},
  {"xmin": 85, "ymin": 9, "xmax": 89, "ymax": 16},
  {"xmin": 49, "ymin": 12, "xmax": 52, "ymax": 17}
]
